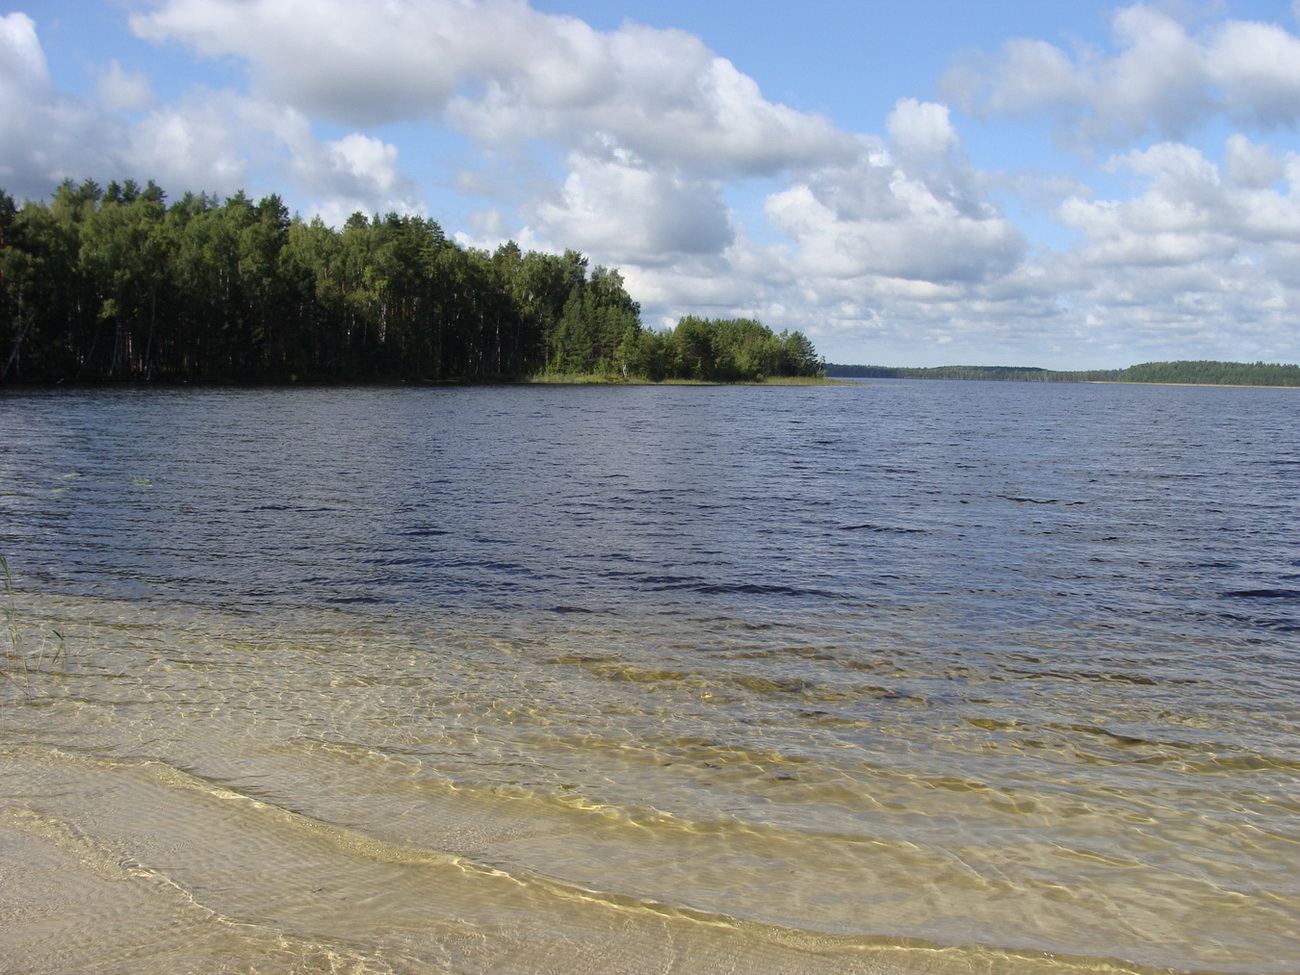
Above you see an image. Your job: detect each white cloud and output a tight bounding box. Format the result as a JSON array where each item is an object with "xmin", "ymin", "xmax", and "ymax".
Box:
[
  {"xmin": 0, "ymin": 12, "xmax": 419, "ymax": 220},
  {"xmin": 0, "ymin": 12, "xmax": 120, "ymax": 196},
  {"xmin": 1205, "ymin": 18, "xmax": 1300, "ymax": 129},
  {"xmin": 327, "ymin": 134, "xmax": 404, "ymax": 197},
  {"xmin": 1058, "ymin": 138, "xmax": 1300, "ymax": 268},
  {"xmin": 97, "ymin": 60, "xmax": 154, "ymax": 112},
  {"xmin": 306, "ymin": 132, "xmax": 422, "ymax": 225},
  {"xmin": 120, "ymin": 91, "xmax": 251, "ymax": 192},
  {"xmin": 1223, "ymin": 132, "xmax": 1285, "ymax": 189},
  {"xmin": 945, "ymin": 3, "xmax": 1300, "ymax": 143},
  {"xmin": 104, "ymin": 89, "xmax": 420, "ymax": 220},
  {"xmin": 526, "ymin": 149, "xmax": 733, "ymax": 265},
  {"xmin": 946, "ymin": 38, "xmax": 1081, "ymax": 119},
  {"xmin": 733, "ymin": 126, "xmax": 1300, "ymax": 366},
  {"xmin": 765, "ymin": 105, "xmax": 1025, "ymax": 285},
  {"xmin": 131, "ymin": 0, "xmax": 471, "ymax": 124},
  {"xmin": 1017, "ymin": 136, "xmax": 1300, "ymax": 363},
  {"xmin": 0, "ymin": 11, "xmax": 47, "ymax": 92},
  {"xmin": 132, "ymin": 0, "xmax": 856, "ymax": 179},
  {"xmin": 450, "ymin": 33, "xmax": 855, "ymax": 178},
  {"xmin": 886, "ymin": 98, "xmax": 959, "ymax": 156}
]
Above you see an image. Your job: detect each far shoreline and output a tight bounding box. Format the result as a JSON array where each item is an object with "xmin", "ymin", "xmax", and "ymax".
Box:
[{"xmin": 825, "ymin": 359, "xmax": 1300, "ymax": 389}]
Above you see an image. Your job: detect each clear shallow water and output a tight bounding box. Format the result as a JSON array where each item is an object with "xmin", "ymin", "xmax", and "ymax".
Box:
[{"xmin": 1, "ymin": 381, "xmax": 1297, "ymax": 974}]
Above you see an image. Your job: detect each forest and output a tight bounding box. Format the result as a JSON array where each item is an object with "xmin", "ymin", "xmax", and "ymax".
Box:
[
  {"xmin": 0, "ymin": 179, "xmax": 822, "ymax": 384},
  {"xmin": 826, "ymin": 360, "xmax": 1300, "ymax": 387}
]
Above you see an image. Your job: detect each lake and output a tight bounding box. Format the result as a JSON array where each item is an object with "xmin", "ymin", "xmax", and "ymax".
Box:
[{"xmin": 1, "ymin": 380, "xmax": 1297, "ymax": 974}]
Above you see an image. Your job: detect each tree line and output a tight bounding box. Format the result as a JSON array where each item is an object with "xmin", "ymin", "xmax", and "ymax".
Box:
[
  {"xmin": 0, "ymin": 179, "xmax": 822, "ymax": 384},
  {"xmin": 825, "ymin": 360, "xmax": 1300, "ymax": 387}
]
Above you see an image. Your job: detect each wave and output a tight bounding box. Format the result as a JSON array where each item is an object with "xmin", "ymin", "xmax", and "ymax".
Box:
[{"xmin": 0, "ymin": 744, "xmax": 1241, "ymax": 975}]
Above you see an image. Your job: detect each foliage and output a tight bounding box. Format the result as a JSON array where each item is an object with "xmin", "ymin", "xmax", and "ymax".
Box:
[
  {"xmin": 824, "ymin": 360, "xmax": 1300, "ymax": 387},
  {"xmin": 1112, "ymin": 360, "xmax": 1300, "ymax": 386},
  {"xmin": 1, "ymin": 179, "xmax": 823, "ymax": 385},
  {"xmin": 641, "ymin": 316, "xmax": 823, "ymax": 382}
]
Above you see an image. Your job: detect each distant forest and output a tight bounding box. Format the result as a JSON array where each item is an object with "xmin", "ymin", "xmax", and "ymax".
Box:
[
  {"xmin": 0, "ymin": 179, "xmax": 822, "ymax": 384},
  {"xmin": 826, "ymin": 361, "xmax": 1300, "ymax": 387}
]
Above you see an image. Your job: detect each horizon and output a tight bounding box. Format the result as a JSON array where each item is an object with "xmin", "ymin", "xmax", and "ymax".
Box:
[
  {"xmin": 823, "ymin": 357, "xmax": 1300, "ymax": 371},
  {"xmin": 4, "ymin": 1, "xmax": 1300, "ymax": 370}
]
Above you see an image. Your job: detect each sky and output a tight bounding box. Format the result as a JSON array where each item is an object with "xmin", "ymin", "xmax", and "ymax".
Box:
[{"xmin": 4, "ymin": 1, "xmax": 1300, "ymax": 368}]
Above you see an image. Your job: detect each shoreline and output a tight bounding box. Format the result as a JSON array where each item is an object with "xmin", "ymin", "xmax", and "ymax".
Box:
[{"xmin": 1, "ymin": 375, "xmax": 846, "ymax": 390}]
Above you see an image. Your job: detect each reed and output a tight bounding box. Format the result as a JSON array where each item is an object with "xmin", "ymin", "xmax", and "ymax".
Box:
[
  {"xmin": 2, "ymin": 556, "xmax": 22, "ymax": 683},
  {"xmin": 1, "ymin": 556, "xmax": 66, "ymax": 694}
]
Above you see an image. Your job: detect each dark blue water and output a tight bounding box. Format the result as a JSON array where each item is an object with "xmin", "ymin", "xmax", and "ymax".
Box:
[
  {"xmin": 1, "ymin": 380, "xmax": 1297, "ymax": 974},
  {"xmin": 5, "ymin": 381, "xmax": 1298, "ymax": 629}
]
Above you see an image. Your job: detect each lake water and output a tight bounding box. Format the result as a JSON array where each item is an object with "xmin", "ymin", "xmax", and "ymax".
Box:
[{"xmin": 1, "ymin": 380, "xmax": 1297, "ymax": 975}]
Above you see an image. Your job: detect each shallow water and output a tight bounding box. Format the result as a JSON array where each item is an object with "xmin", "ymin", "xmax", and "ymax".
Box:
[{"xmin": 1, "ymin": 381, "xmax": 1297, "ymax": 974}]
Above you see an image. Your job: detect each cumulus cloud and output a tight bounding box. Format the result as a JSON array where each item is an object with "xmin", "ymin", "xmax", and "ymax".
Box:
[
  {"xmin": 1009, "ymin": 135, "xmax": 1300, "ymax": 363},
  {"xmin": 326, "ymin": 134, "xmax": 405, "ymax": 197},
  {"xmin": 97, "ymin": 60, "xmax": 154, "ymax": 112},
  {"xmin": 0, "ymin": 12, "xmax": 120, "ymax": 195},
  {"xmin": 627, "ymin": 245, "xmax": 787, "ymax": 326},
  {"xmin": 131, "ymin": 0, "xmax": 470, "ymax": 124},
  {"xmin": 0, "ymin": 11, "xmax": 248, "ymax": 198},
  {"xmin": 887, "ymin": 97, "xmax": 959, "ymax": 156},
  {"xmin": 448, "ymin": 31, "xmax": 855, "ymax": 177},
  {"xmin": 0, "ymin": 11, "xmax": 48, "ymax": 92},
  {"xmin": 132, "ymin": 0, "xmax": 855, "ymax": 178},
  {"xmin": 1058, "ymin": 138, "xmax": 1300, "ymax": 267},
  {"xmin": 527, "ymin": 149, "xmax": 733, "ymax": 265},
  {"xmin": 0, "ymin": 11, "xmax": 417, "ymax": 220},
  {"xmin": 944, "ymin": 3, "xmax": 1300, "ymax": 143},
  {"xmin": 764, "ymin": 103, "xmax": 1025, "ymax": 285},
  {"xmin": 743, "ymin": 129, "xmax": 1300, "ymax": 365},
  {"xmin": 1223, "ymin": 132, "xmax": 1285, "ymax": 189},
  {"xmin": 118, "ymin": 91, "xmax": 253, "ymax": 192}
]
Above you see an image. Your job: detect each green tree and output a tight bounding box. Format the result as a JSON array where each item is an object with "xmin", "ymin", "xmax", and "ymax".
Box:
[
  {"xmin": 671, "ymin": 316, "xmax": 715, "ymax": 379},
  {"xmin": 3, "ymin": 177, "xmax": 678, "ymax": 383},
  {"xmin": 777, "ymin": 329, "xmax": 822, "ymax": 377},
  {"xmin": 78, "ymin": 180, "xmax": 169, "ymax": 377}
]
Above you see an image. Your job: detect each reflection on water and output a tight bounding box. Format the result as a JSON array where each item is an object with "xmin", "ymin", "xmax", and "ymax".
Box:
[{"xmin": 1, "ymin": 382, "xmax": 1298, "ymax": 974}]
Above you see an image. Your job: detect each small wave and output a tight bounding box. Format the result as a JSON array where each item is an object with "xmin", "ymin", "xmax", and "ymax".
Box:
[
  {"xmin": 1223, "ymin": 588, "xmax": 1300, "ymax": 600},
  {"xmin": 999, "ymin": 496, "xmax": 1087, "ymax": 506},
  {"xmin": 621, "ymin": 572, "xmax": 842, "ymax": 603},
  {"xmin": 696, "ymin": 581, "xmax": 843, "ymax": 599},
  {"xmin": 1215, "ymin": 611, "xmax": 1300, "ymax": 633},
  {"xmin": 643, "ymin": 578, "xmax": 842, "ymax": 599},
  {"xmin": 1002, "ymin": 667, "xmax": 1161, "ymax": 686},
  {"xmin": 837, "ymin": 523, "xmax": 925, "ymax": 534}
]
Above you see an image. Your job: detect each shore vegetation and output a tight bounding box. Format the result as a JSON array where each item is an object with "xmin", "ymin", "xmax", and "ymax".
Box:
[
  {"xmin": 2, "ymin": 556, "xmax": 66, "ymax": 698},
  {"xmin": 1, "ymin": 179, "xmax": 821, "ymax": 385}
]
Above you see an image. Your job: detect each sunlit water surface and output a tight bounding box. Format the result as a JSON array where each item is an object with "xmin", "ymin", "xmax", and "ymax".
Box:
[{"xmin": 1, "ymin": 381, "xmax": 1297, "ymax": 974}]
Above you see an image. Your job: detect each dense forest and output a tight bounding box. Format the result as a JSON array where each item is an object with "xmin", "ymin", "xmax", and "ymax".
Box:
[
  {"xmin": 826, "ymin": 360, "xmax": 1300, "ymax": 387},
  {"xmin": 0, "ymin": 179, "xmax": 822, "ymax": 384}
]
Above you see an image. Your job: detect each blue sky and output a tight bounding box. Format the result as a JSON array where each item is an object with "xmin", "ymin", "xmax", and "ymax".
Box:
[{"xmin": 5, "ymin": 0, "xmax": 1300, "ymax": 368}]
